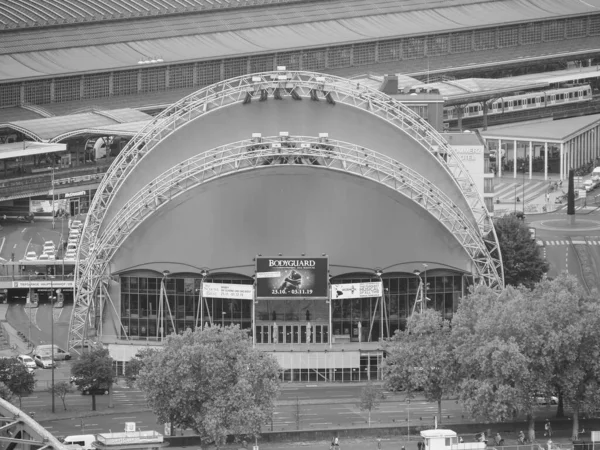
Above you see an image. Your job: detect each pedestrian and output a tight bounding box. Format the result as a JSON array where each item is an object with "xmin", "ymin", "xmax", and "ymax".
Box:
[
  {"xmin": 418, "ymin": 440, "xmax": 424, "ymax": 450},
  {"xmin": 495, "ymin": 433, "xmax": 503, "ymax": 446},
  {"xmin": 545, "ymin": 419, "xmax": 552, "ymax": 437},
  {"xmin": 377, "ymin": 436, "xmax": 382, "ymax": 450},
  {"xmin": 518, "ymin": 430, "xmax": 526, "ymax": 444}
]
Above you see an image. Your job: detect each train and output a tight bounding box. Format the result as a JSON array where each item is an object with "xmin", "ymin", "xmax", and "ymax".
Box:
[{"xmin": 443, "ymin": 84, "xmax": 593, "ymax": 121}]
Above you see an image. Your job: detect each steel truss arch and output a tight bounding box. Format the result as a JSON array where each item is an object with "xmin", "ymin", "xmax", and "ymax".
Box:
[
  {"xmin": 0, "ymin": 398, "xmax": 67, "ymax": 450},
  {"xmin": 69, "ymin": 135, "xmax": 504, "ymax": 352}
]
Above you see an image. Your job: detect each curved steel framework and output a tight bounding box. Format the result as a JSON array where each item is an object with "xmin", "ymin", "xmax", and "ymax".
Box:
[
  {"xmin": 69, "ymin": 134, "xmax": 504, "ymax": 352},
  {"xmin": 0, "ymin": 398, "xmax": 67, "ymax": 450}
]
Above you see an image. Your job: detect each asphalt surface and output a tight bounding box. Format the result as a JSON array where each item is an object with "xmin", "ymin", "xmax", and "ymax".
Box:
[
  {"xmin": 0, "ymin": 220, "xmax": 69, "ymax": 264},
  {"xmin": 527, "ymin": 207, "xmax": 600, "ymax": 290}
]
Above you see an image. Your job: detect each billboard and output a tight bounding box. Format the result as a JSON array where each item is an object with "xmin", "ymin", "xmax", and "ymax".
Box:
[
  {"xmin": 202, "ymin": 282, "xmax": 253, "ymax": 300},
  {"xmin": 256, "ymin": 257, "xmax": 328, "ymax": 299},
  {"xmin": 331, "ymin": 282, "xmax": 383, "ymax": 300},
  {"xmin": 13, "ymin": 281, "xmax": 74, "ymax": 289}
]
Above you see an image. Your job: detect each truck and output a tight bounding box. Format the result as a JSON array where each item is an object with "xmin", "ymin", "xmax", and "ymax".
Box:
[{"xmin": 420, "ymin": 429, "xmax": 486, "ymax": 450}]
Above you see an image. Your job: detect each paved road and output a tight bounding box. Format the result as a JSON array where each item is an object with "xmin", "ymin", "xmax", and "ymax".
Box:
[
  {"xmin": 7, "ymin": 303, "xmax": 71, "ymax": 350},
  {"xmin": 527, "ymin": 209, "xmax": 600, "ymax": 287},
  {"xmin": 0, "ymin": 220, "xmax": 68, "ymax": 264}
]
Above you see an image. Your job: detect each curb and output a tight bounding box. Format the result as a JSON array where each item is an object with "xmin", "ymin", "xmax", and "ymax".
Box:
[{"xmin": 35, "ymin": 407, "xmax": 152, "ymax": 423}]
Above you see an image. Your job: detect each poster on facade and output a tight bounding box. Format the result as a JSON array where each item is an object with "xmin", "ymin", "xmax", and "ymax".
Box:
[
  {"xmin": 13, "ymin": 281, "xmax": 74, "ymax": 289},
  {"xmin": 330, "ymin": 282, "xmax": 383, "ymax": 300},
  {"xmin": 202, "ymin": 282, "xmax": 254, "ymax": 300},
  {"xmin": 30, "ymin": 199, "xmax": 67, "ymax": 214},
  {"xmin": 255, "ymin": 257, "xmax": 328, "ymax": 299}
]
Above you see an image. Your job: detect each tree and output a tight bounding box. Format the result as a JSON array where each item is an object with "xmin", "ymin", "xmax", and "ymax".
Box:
[
  {"xmin": 0, "ymin": 382, "xmax": 13, "ymax": 403},
  {"xmin": 383, "ymin": 309, "xmax": 457, "ymax": 425},
  {"xmin": 567, "ymin": 169, "xmax": 575, "ymax": 216},
  {"xmin": 0, "ymin": 358, "xmax": 35, "ymax": 407},
  {"xmin": 71, "ymin": 348, "xmax": 115, "ymax": 411},
  {"xmin": 136, "ymin": 325, "xmax": 280, "ymax": 449},
  {"xmin": 48, "ymin": 381, "xmax": 74, "ymax": 411},
  {"xmin": 124, "ymin": 348, "xmax": 157, "ymax": 388},
  {"xmin": 452, "ymin": 285, "xmax": 560, "ymax": 442},
  {"xmin": 358, "ymin": 382, "xmax": 384, "ymax": 427},
  {"xmin": 493, "ymin": 214, "xmax": 548, "ymax": 288},
  {"xmin": 528, "ymin": 275, "xmax": 600, "ymax": 440}
]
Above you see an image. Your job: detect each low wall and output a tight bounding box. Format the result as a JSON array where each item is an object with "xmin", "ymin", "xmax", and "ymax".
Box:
[{"xmin": 164, "ymin": 418, "xmax": 600, "ymax": 447}]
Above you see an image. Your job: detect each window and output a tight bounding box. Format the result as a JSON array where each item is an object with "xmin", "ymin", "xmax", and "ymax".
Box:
[
  {"xmin": 473, "ymin": 29, "xmax": 496, "ymax": 51},
  {"xmin": 113, "ymin": 70, "xmax": 139, "ymax": 96},
  {"xmin": 484, "ymin": 178, "xmax": 494, "ymax": 194},
  {"xmin": 54, "ymin": 77, "xmax": 81, "ymax": 103},
  {"xmin": 521, "ymin": 22, "xmax": 542, "ymax": 44},
  {"xmin": 426, "ymin": 35, "xmax": 448, "ymax": 56},
  {"xmin": 197, "ymin": 61, "xmax": 221, "ymax": 87},
  {"xmin": 83, "ymin": 73, "xmax": 110, "ymax": 99},
  {"xmin": 24, "ymin": 80, "xmax": 51, "ymax": 104},
  {"xmin": 543, "ymin": 20, "xmax": 565, "ymax": 41},
  {"xmin": 497, "ymin": 26, "xmax": 519, "ymax": 48},
  {"xmin": 224, "ymin": 57, "xmax": 248, "ymax": 79},
  {"xmin": 403, "ymin": 37, "xmax": 425, "ymax": 59},
  {"xmin": 353, "ymin": 42, "xmax": 376, "ymax": 66},
  {"xmin": 141, "ymin": 67, "xmax": 166, "ymax": 93},
  {"xmin": 327, "ymin": 46, "xmax": 352, "ymax": 68},
  {"xmin": 0, "ymin": 83, "xmax": 20, "ymax": 107},
  {"xmin": 169, "ymin": 63, "xmax": 195, "ymax": 89},
  {"xmin": 378, "ymin": 39, "xmax": 402, "ymax": 62},
  {"xmin": 249, "ymin": 54, "xmax": 274, "ymax": 73},
  {"xmin": 565, "ymin": 17, "xmax": 587, "ymax": 38},
  {"xmin": 449, "ymin": 32, "xmax": 472, "ymax": 53},
  {"xmin": 302, "ymin": 49, "xmax": 327, "ymax": 71},
  {"xmin": 275, "ymin": 52, "xmax": 302, "ymax": 70}
]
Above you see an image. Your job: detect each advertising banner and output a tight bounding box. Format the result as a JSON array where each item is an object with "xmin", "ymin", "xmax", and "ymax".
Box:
[
  {"xmin": 202, "ymin": 282, "xmax": 253, "ymax": 300},
  {"xmin": 256, "ymin": 257, "xmax": 328, "ymax": 299},
  {"xmin": 331, "ymin": 282, "xmax": 383, "ymax": 300},
  {"xmin": 13, "ymin": 281, "xmax": 74, "ymax": 289}
]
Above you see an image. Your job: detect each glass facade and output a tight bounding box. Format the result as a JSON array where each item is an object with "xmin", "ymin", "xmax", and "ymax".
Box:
[
  {"xmin": 120, "ymin": 276, "xmax": 253, "ymax": 340},
  {"xmin": 119, "ymin": 271, "xmax": 465, "ymax": 341}
]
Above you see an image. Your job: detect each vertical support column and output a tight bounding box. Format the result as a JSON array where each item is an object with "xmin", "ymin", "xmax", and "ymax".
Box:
[
  {"xmin": 498, "ymin": 139, "xmax": 502, "ymax": 177},
  {"xmin": 252, "ymin": 289, "xmax": 256, "ymax": 348},
  {"xmin": 328, "ymin": 288, "xmax": 332, "ymax": 349},
  {"xmin": 528, "ymin": 141, "xmax": 533, "ymax": 179},
  {"xmin": 544, "ymin": 141, "xmax": 548, "ymax": 181},
  {"xmin": 513, "ymin": 139, "xmax": 517, "ymax": 179},
  {"xmin": 108, "ymin": 72, "xmax": 114, "ymax": 96},
  {"xmin": 560, "ymin": 142, "xmax": 565, "ymax": 180}
]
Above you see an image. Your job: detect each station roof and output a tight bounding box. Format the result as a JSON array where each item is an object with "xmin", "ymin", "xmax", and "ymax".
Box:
[
  {"xmin": 480, "ymin": 113, "xmax": 600, "ymax": 143},
  {"xmin": 0, "ymin": 109, "xmax": 152, "ymax": 142},
  {"xmin": 1, "ymin": 0, "xmax": 599, "ymax": 83},
  {"xmin": 0, "ymin": 141, "xmax": 67, "ymax": 160},
  {"xmin": 414, "ymin": 78, "xmax": 549, "ymax": 105},
  {"xmin": 502, "ymin": 65, "xmax": 600, "ymax": 86}
]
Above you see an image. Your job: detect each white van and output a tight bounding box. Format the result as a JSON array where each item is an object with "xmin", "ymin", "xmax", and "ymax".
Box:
[
  {"xmin": 62, "ymin": 435, "xmax": 96, "ymax": 450},
  {"xmin": 592, "ymin": 167, "xmax": 600, "ymax": 181}
]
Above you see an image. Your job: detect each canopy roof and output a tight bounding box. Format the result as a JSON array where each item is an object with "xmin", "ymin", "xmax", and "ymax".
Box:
[
  {"xmin": 0, "ymin": 141, "xmax": 66, "ymax": 160},
  {"xmin": 0, "ymin": 0, "xmax": 304, "ymax": 30},
  {"xmin": 0, "ymin": 109, "xmax": 151, "ymax": 142},
  {"xmin": 1, "ymin": 0, "xmax": 599, "ymax": 82},
  {"xmin": 415, "ymin": 78, "xmax": 550, "ymax": 105},
  {"xmin": 480, "ymin": 113, "xmax": 600, "ymax": 142}
]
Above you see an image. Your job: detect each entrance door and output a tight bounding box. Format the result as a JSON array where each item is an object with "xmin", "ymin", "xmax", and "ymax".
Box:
[{"xmin": 70, "ymin": 198, "xmax": 80, "ymax": 216}]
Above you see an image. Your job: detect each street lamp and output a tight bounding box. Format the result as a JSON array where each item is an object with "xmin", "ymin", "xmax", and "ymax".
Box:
[
  {"xmin": 49, "ymin": 285, "xmax": 57, "ymax": 414},
  {"xmin": 50, "ymin": 165, "xmax": 55, "ymax": 230},
  {"xmin": 521, "ymin": 163, "xmax": 526, "ymax": 215},
  {"xmin": 195, "ymin": 269, "xmax": 209, "ymax": 330}
]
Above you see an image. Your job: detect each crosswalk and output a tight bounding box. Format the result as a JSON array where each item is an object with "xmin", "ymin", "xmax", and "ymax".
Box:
[{"xmin": 543, "ymin": 240, "xmax": 600, "ymax": 246}]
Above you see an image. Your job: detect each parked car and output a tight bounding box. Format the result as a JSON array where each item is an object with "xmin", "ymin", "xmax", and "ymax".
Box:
[
  {"xmin": 16, "ymin": 354, "xmax": 36, "ymax": 373},
  {"xmin": 43, "ymin": 241, "xmax": 56, "ymax": 253},
  {"xmin": 584, "ymin": 180, "xmax": 596, "ymax": 192},
  {"xmin": 34, "ymin": 354, "xmax": 55, "ymax": 369},
  {"xmin": 70, "ymin": 376, "xmax": 110, "ymax": 395},
  {"xmin": 534, "ymin": 393, "xmax": 558, "ymax": 405},
  {"xmin": 24, "ymin": 251, "xmax": 37, "ymax": 261},
  {"xmin": 70, "ymin": 220, "xmax": 83, "ymax": 230},
  {"xmin": 34, "ymin": 344, "xmax": 71, "ymax": 360}
]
